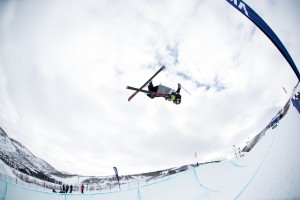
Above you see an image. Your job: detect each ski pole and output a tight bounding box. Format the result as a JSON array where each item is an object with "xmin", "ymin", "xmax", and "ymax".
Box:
[{"xmin": 181, "ymin": 85, "xmax": 191, "ymax": 95}]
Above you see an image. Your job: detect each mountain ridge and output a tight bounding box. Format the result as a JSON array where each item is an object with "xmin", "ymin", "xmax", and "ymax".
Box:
[{"xmin": 0, "ymin": 127, "xmax": 60, "ymax": 176}]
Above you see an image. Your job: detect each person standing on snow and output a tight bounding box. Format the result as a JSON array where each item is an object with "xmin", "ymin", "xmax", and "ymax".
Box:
[
  {"xmin": 81, "ymin": 184, "xmax": 85, "ymax": 194},
  {"xmin": 147, "ymin": 82, "xmax": 182, "ymax": 105},
  {"xmin": 295, "ymin": 92, "xmax": 300, "ymax": 100}
]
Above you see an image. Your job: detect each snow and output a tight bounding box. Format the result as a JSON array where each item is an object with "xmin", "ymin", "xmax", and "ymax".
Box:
[
  {"xmin": 0, "ymin": 160, "xmax": 15, "ymax": 178},
  {"xmin": 0, "ymin": 129, "xmax": 18, "ymax": 154},
  {"xmin": 9, "ymin": 139, "xmax": 34, "ymax": 157},
  {"xmin": 1, "ymin": 92, "xmax": 300, "ymax": 199},
  {"xmin": 0, "ymin": 128, "xmax": 60, "ymax": 175}
]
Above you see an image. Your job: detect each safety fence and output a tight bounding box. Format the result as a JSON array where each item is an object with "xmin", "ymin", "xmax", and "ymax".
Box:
[
  {"xmin": 0, "ymin": 168, "xmax": 206, "ymax": 200},
  {"xmin": 0, "ymin": 171, "xmax": 61, "ymax": 192},
  {"xmin": 0, "ymin": 169, "xmax": 181, "ymax": 195}
]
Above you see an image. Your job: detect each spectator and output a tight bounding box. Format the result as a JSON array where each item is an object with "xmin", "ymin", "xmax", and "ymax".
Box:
[
  {"xmin": 62, "ymin": 184, "xmax": 65, "ymax": 193},
  {"xmin": 296, "ymin": 92, "xmax": 300, "ymax": 100},
  {"xmin": 70, "ymin": 185, "xmax": 73, "ymax": 193},
  {"xmin": 81, "ymin": 184, "xmax": 85, "ymax": 194},
  {"xmin": 66, "ymin": 185, "xmax": 69, "ymax": 193}
]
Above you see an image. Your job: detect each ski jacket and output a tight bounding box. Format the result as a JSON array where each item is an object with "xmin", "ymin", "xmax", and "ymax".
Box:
[
  {"xmin": 157, "ymin": 84, "xmax": 181, "ymax": 104},
  {"xmin": 157, "ymin": 85, "xmax": 180, "ymax": 95}
]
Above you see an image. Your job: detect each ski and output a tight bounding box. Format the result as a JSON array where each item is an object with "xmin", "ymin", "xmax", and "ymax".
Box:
[
  {"xmin": 127, "ymin": 66, "xmax": 166, "ymax": 101},
  {"xmin": 126, "ymin": 86, "xmax": 170, "ymax": 98}
]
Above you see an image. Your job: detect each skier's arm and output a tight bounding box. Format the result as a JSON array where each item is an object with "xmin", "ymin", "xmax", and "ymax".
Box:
[{"xmin": 176, "ymin": 83, "xmax": 181, "ymax": 93}]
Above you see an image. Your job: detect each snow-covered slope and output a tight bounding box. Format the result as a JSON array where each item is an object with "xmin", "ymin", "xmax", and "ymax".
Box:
[
  {"xmin": 0, "ymin": 159, "xmax": 16, "ymax": 178},
  {"xmin": 237, "ymin": 97, "xmax": 300, "ymax": 199},
  {"xmin": 0, "ymin": 128, "xmax": 18, "ymax": 154},
  {"xmin": 0, "ymin": 127, "xmax": 59, "ymax": 174}
]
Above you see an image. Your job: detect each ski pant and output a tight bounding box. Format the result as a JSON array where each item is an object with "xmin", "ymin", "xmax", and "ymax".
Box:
[{"xmin": 148, "ymin": 82, "xmax": 158, "ymax": 92}]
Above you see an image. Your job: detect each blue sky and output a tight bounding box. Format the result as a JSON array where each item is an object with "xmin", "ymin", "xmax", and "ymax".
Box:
[{"xmin": 0, "ymin": 0, "xmax": 299, "ymax": 176}]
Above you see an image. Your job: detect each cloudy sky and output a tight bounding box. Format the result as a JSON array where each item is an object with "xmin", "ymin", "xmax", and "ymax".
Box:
[{"xmin": 0, "ymin": 0, "xmax": 299, "ymax": 176}]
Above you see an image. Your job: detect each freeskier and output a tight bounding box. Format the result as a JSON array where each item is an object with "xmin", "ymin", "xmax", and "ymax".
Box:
[{"xmin": 126, "ymin": 66, "xmax": 182, "ymax": 105}]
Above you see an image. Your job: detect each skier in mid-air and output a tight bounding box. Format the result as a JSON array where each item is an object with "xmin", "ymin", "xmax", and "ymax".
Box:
[
  {"xmin": 147, "ymin": 82, "xmax": 182, "ymax": 105},
  {"xmin": 126, "ymin": 66, "xmax": 186, "ymax": 104}
]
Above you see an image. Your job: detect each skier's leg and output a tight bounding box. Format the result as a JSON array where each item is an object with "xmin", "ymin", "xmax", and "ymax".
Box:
[
  {"xmin": 147, "ymin": 94, "xmax": 155, "ymax": 99},
  {"xmin": 147, "ymin": 82, "xmax": 158, "ymax": 99},
  {"xmin": 148, "ymin": 82, "xmax": 159, "ymax": 92},
  {"xmin": 148, "ymin": 82, "xmax": 154, "ymax": 91}
]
